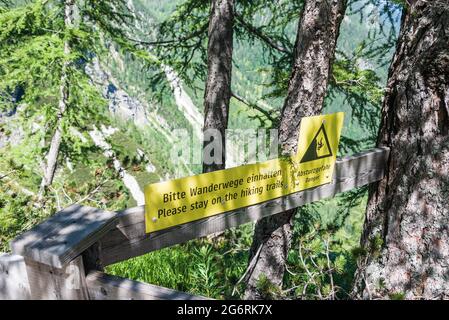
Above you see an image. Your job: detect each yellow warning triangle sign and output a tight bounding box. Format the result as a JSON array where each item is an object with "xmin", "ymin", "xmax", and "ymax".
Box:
[{"xmin": 300, "ymin": 123, "xmax": 332, "ymax": 163}]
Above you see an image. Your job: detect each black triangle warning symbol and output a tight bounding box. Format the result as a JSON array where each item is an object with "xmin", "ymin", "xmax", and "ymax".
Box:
[{"xmin": 300, "ymin": 123, "xmax": 333, "ymax": 163}]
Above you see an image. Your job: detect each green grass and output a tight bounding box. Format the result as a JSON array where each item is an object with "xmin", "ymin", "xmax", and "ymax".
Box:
[{"xmin": 106, "ymin": 226, "xmax": 253, "ymax": 299}]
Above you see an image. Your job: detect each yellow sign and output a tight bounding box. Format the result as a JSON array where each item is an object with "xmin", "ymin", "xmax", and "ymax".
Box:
[{"xmin": 145, "ymin": 112, "xmax": 344, "ymax": 233}]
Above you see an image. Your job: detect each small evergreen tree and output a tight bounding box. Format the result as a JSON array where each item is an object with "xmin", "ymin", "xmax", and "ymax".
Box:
[{"xmin": 0, "ymin": 0, "xmax": 135, "ymax": 200}]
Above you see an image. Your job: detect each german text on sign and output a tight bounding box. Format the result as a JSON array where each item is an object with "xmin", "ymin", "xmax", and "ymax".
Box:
[{"xmin": 145, "ymin": 112, "xmax": 344, "ymax": 233}]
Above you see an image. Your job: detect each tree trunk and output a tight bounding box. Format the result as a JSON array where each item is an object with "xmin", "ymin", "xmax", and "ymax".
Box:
[
  {"xmin": 243, "ymin": 0, "xmax": 347, "ymax": 299},
  {"xmin": 353, "ymin": 1, "xmax": 449, "ymax": 300},
  {"xmin": 39, "ymin": 0, "xmax": 75, "ymax": 196},
  {"xmin": 202, "ymin": 0, "xmax": 234, "ymax": 173}
]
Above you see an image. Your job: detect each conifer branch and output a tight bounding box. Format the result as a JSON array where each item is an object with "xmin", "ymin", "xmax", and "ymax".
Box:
[{"xmin": 234, "ymin": 12, "xmax": 291, "ymax": 54}]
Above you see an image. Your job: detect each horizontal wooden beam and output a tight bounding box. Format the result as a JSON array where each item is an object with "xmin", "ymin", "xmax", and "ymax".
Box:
[
  {"xmin": 86, "ymin": 271, "xmax": 210, "ymax": 300},
  {"xmin": 99, "ymin": 147, "xmax": 390, "ymax": 266},
  {"xmin": 11, "ymin": 205, "xmax": 117, "ymax": 268}
]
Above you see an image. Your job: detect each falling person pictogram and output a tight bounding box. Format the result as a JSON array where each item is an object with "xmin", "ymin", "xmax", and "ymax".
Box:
[{"xmin": 300, "ymin": 123, "xmax": 333, "ymax": 163}]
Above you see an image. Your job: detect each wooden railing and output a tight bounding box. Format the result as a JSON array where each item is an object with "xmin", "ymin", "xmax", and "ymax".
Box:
[{"xmin": 0, "ymin": 147, "xmax": 389, "ymax": 300}]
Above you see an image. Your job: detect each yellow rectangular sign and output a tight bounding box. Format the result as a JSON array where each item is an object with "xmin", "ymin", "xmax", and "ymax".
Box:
[{"xmin": 145, "ymin": 112, "xmax": 344, "ymax": 233}]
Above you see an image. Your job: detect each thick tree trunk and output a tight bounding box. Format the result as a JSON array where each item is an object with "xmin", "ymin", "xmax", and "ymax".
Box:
[
  {"xmin": 353, "ymin": 1, "xmax": 449, "ymax": 300},
  {"xmin": 202, "ymin": 0, "xmax": 234, "ymax": 173},
  {"xmin": 39, "ymin": 0, "xmax": 75, "ymax": 196},
  {"xmin": 244, "ymin": 0, "xmax": 347, "ymax": 300}
]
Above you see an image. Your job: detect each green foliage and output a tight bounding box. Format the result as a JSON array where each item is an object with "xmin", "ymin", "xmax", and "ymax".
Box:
[
  {"xmin": 0, "ymin": 0, "xmax": 159, "ymax": 171},
  {"xmin": 256, "ymin": 274, "xmax": 282, "ymax": 300},
  {"xmin": 333, "ymin": 56, "xmax": 383, "ymax": 107},
  {"xmin": 190, "ymin": 245, "xmax": 222, "ymax": 297},
  {"xmin": 80, "ymin": 0, "xmax": 132, "ymax": 40},
  {"xmin": 0, "ymin": 179, "xmax": 51, "ymax": 252},
  {"xmin": 0, "ymin": 135, "xmax": 133, "ymax": 251},
  {"xmin": 154, "ymin": 0, "xmax": 209, "ymax": 85},
  {"xmin": 145, "ymin": 0, "xmax": 401, "ymax": 154},
  {"xmin": 283, "ymin": 188, "xmax": 369, "ymax": 299},
  {"xmin": 389, "ymin": 292, "xmax": 405, "ymax": 300},
  {"xmin": 0, "ymin": 110, "xmax": 138, "ymax": 252},
  {"xmin": 107, "ymin": 227, "xmax": 253, "ymax": 299},
  {"xmin": 0, "ymin": 1, "xmax": 109, "ymax": 169}
]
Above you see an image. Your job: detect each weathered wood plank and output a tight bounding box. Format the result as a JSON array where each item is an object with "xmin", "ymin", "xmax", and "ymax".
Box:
[
  {"xmin": 99, "ymin": 147, "xmax": 390, "ymax": 266},
  {"xmin": 24, "ymin": 255, "xmax": 89, "ymax": 299},
  {"xmin": 82, "ymin": 242, "xmax": 104, "ymax": 273},
  {"xmin": 86, "ymin": 271, "xmax": 211, "ymax": 300},
  {"xmin": 0, "ymin": 253, "xmax": 31, "ymax": 300},
  {"xmin": 10, "ymin": 205, "xmax": 117, "ymax": 268}
]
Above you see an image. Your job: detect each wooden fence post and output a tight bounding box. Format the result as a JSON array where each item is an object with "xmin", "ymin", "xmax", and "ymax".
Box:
[
  {"xmin": 0, "ymin": 253, "xmax": 31, "ymax": 299},
  {"xmin": 24, "ymin": 255, "xmax": 89, "ymax": 300},
  {"xmin": 9, "ymin": 204, "xmax": 117, "ymax": 299}
]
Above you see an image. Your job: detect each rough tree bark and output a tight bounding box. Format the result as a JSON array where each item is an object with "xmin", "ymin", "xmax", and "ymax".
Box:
[
  {"xmin": 353, "ymin": 1, "xmax": 449, "ymax": 300},
  {"xmin": 39, "ymin": 0, "xmax": 75, "ymax": 196},
  {"xmin": 202, "ymin": 0, "xmax": 234, "ymax": 173},
  {"xmin": 244, "ymin": 0, "xmax": 347, "ymax": 299}
]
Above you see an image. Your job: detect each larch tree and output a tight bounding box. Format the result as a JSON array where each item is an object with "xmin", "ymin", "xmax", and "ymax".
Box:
[
  {"xmin": 243, "ymin": 0, "xmax": 348, "ymax": 299},
  {"xmin": 0, "ymin": 0, "xmax": 136, "ymax": 199},
  {"xmin": 353, "ymin": 0, "xmax": 449, "ymax": 300},
  {"xmin": 39, "ymin": 0, "xmax": 75, "ymax": 195},
  {"xmin": 202, "ymin": 0, "xmax": 234, "ymax": 173}
]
